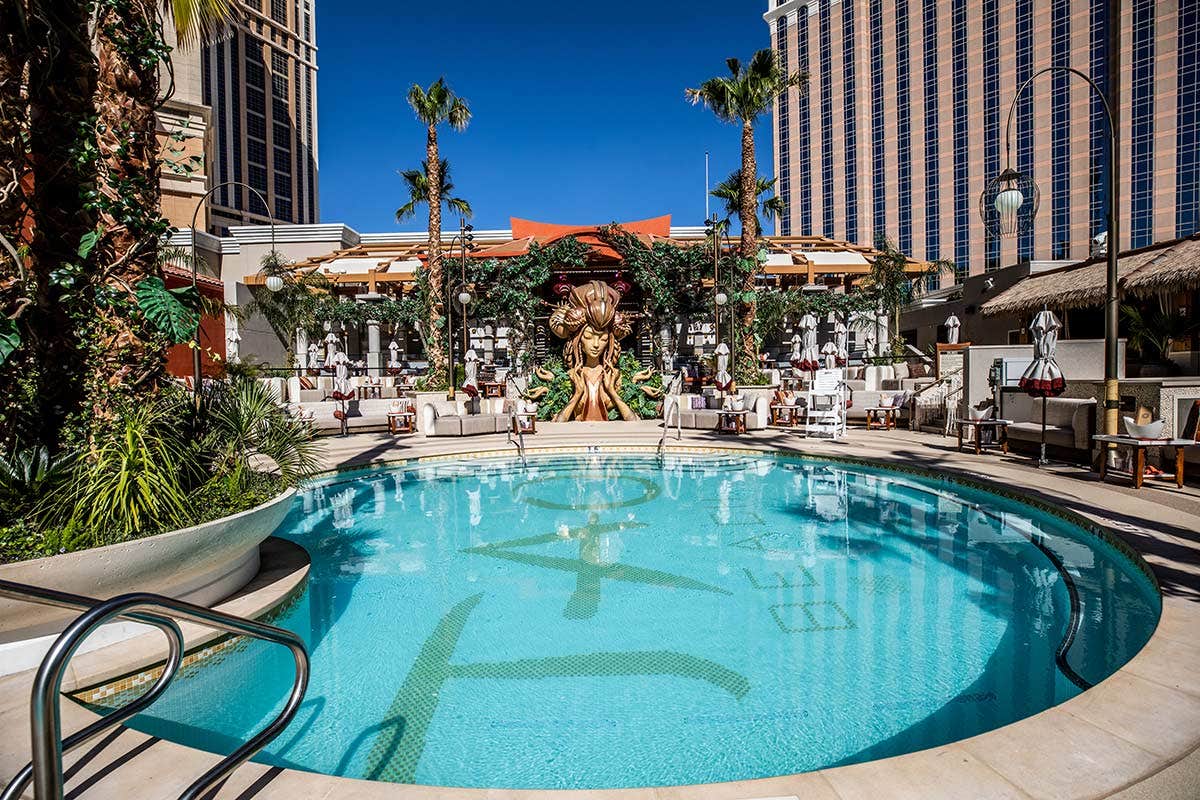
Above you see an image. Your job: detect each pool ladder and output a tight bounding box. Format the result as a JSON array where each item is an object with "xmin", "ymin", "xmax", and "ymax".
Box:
[
  {"xmin": 0, "ymin": 578, "xmax": 310, "ymax": 800},
  {"xmin": 657, "ymin": 369, "xmax": 685, "ymax": 459},
  {"xmin": 507, "ymin": 411, "xmax": 528, "ymax": 467}
]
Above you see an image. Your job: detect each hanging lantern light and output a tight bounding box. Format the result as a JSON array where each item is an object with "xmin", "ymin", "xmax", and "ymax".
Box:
[
  {"xmin": 979, "ymin": 167, "xmax": 1040, "ymax": 239},
  {"xmin": 552, "ymin": 273, "xmax": 572, "ymax": 298},
  {"xmin": 264, "ymin": 274, "xmax": 285, "ymax": 293},
  {"xmin": 611, "ymin": 270, "xmax": 632, "ymax": 296}
]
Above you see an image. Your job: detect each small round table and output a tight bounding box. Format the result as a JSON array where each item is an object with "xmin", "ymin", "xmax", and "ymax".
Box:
[
  {"xmin": 718, "ymin": 409, "xmax": 749, "ymax": 435},
  {"xmin": 865, "ymin": 406, "xmax": 897, "ymax": 430},
  {"xmin": 387, "ymin": 411, "xmax": 415, "ymax": 435},
  {"xmin": 956, "ymin": 419, "xmax": 1011, "ymax": 455}
]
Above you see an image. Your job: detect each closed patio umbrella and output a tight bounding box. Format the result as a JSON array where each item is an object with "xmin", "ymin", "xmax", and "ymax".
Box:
[
  {"xmin": 945, "ymin": 314, "xmax": 961, "ymax": 345},
  {"xmin": 323, "ymin": 323, "xmax": 339, "ymax": 369},
  {"xmin": 714, "ymin": 342, "xmax": 733, "ymax": 393},
  {"xmin": 797, "ymin": 313, "xmax": 821, "ymax": 373},
  {"xmin": 1018, "ymin": 309, "xmax": 1066, "ymax": 465},
  {"xmin": 821, "ymin": 341, "xmax": 839, "ymax": 370},
  {"xmin": 833, "ymin": 321, "xmax": 849, "ymax": 365}
]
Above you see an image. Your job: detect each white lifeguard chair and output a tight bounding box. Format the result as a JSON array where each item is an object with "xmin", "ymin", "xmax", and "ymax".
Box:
[{"xmin": 805, "ymin": 368, "xmax": 846, "ymax": 439}]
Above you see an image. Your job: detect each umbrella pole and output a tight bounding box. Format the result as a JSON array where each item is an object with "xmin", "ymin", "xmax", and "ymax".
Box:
[{"xmin": 1039, "ymin": 397, "xmax": 1048, "ymax": 466}]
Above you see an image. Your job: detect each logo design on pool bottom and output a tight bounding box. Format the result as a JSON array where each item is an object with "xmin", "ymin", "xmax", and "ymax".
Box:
[
  {"xmin": 462, "ymin": 513, "xmax": 730, "ymax": 619},
  {"xmin": 364, "ymin": 594, "xmax": 750, "ymax": 784},
  {"xmin": 513, "ymin": 474, "xmax": 661, "ymax": 510}
]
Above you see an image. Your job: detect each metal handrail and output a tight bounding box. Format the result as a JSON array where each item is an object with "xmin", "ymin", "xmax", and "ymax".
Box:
[
  {"xmin": 0, "ymin": 579, "xmax": 309, "ymax": 800},
  {"xmin": 507, "ymin": 412, "xmax": 528, "ymax": 467},
  {"xmin": 911, "ymin": 366, "xmax": 963, "ymax": 398},
  {"xmin": 658, "ymin": 369, "xmax": 685, "ymax": 457}
]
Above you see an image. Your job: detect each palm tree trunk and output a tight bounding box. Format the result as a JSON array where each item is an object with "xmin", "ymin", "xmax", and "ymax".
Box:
[
  {"xmin": 17, "ymin": 0, "xmax": 98, "ymax": 447},
  {"xmin": 737, "ymin": 119, "xmax": 759, "ymax": 374},
  {"xmin": 424, "ymin": 124, "xmax": 446, "ymax": 387},
  {"xmin": 91, "ymin": 0, "xmax": 169, "ymax": 412}
]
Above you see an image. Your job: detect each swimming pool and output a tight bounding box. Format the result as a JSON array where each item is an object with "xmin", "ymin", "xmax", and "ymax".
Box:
[{"xmin": 87, "ymin": 450, "xmax": 1161, "ymax": 789}]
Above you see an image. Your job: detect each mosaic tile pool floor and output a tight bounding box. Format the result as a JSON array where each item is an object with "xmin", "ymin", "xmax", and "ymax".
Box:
[{"xmin": 86, "ymin": 453, "xmax": 1160, "ymax": 789}]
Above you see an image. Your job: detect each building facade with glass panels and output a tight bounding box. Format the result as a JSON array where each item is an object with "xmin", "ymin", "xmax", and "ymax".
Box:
[
  {"xmin": 765, "ymin": 0, "xmax": 1198, "ymax": 286},
  {"xmin": 201, "ymin": 0, "xmax": 319, "ymax": 231}
]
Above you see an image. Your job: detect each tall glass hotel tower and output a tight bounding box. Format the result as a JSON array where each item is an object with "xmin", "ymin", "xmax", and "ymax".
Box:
[
  {"xmin": 201, "ymin": 0, "xmax": 319, "ymax": 231},
  {"xmin": 766, "ymin": 0, "xmax": 1199, "ymax": 285}
]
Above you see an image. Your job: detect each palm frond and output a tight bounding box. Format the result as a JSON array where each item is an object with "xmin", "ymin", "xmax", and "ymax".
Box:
[{"xmin": 166, "ymin": 0, "xmax": 240, "ymax": 48}]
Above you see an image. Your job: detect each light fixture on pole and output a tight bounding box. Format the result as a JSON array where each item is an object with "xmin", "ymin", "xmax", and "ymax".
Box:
[
  {"xmin": 980, "ymin": 167, "xmax": 1040, "ymax": 239},
  {"xmin": 265, "ymin": 274, "xmax": 285, "ymax": 293},
  {"xmin": 704, "ymin": 213, "xmax": 725, "ymax": 373},
  {"xmin": 190, "ymin": 181, "xmax": 276, "ymax": 405},
  {"xmin": 984, "ymin": 64, "xmax": 1120, "ymax": 442},
  {"xmin": 445, "ymin": 218, "xmax": 477, "ymax": 400}
]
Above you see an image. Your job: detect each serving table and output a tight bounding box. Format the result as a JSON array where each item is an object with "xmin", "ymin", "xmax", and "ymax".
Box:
[
  {"xmin": 955, "ymin": 418, "xmax": 1011, "ymax": 455},
  {"xmin": 1093, "ymin": 434, "xmax": 1195, "ymax": 489}
]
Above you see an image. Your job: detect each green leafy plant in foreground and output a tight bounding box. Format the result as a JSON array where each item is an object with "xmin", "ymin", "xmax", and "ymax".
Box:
[
  {"xmin": 0, "ymin": 377, "xmax": 321, "ymax": 563},
  {"xmin": 134, "ymin": 277, "xmax": 201, "ymax": 344}
]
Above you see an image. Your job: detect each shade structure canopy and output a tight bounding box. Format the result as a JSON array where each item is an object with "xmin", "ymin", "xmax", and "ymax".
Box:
[{"xmin": 982, "ymin": 233, "xmax": 1200, "ymax": 317}]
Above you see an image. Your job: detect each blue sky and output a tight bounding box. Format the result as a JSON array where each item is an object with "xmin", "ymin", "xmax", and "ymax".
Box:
[{"xmin": 316, "ymin": 1, "xmax": 773, "ymax": 233}]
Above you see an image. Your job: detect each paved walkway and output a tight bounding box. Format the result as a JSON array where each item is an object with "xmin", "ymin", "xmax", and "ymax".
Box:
[{"xmin": 2, "ymin": 423, "xmax": 1198, "ymax": 799}]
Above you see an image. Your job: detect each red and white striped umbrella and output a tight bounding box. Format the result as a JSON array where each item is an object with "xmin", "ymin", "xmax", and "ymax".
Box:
[
  {"xmin": 1019, "ymin": 310, "xmax": 1066, "ymax": 397},
  {"xmin": 1019, "ymin": 309, "xmax": 1066, "ymax": 465}
]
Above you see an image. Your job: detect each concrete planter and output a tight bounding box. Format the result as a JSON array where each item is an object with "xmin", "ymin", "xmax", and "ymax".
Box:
[{"xmin": 0, "ymin": 487, "xmax": 296, "ymax": 645}]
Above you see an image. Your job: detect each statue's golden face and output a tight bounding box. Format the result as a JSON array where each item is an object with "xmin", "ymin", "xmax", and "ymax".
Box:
[{"xmin": 580, "ymin": 324, "xmax": 610, "ymax": 362}]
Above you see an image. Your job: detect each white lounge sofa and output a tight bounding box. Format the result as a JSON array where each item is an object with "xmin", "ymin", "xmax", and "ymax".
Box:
[
  {"xmin": 663, "ymin": 394, "xmax": 770, "ymax": 431},
  {"xmin": 421, "ymin": 397, "xmax": 515, "ymax": 437},
  {"xmin": 1000, "ymin": 395, "xmax": 1097, "ymax": 456}
]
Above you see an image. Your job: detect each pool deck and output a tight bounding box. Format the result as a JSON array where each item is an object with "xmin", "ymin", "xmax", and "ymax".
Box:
[{"xmin": 2, "ymin": 423, "xmax": 1199, "ymax": 800}]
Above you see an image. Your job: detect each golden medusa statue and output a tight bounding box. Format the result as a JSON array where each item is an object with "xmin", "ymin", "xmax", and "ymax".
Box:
[{"xmin": 547, "ymin": 280, "xmax": 638, "ymax": 422}]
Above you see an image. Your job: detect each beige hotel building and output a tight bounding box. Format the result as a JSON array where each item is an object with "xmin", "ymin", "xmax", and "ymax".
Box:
[
  {"xmin": 765, "ymin": 0, "xmax": 1199, "ymax": 286},
  {"xmin": 158, "ymin": 0, "xmax": 319, "ymax": 234}
]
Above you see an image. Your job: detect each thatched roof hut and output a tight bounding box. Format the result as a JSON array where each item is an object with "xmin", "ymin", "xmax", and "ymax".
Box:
[{"xmin": 981, "ymin": 233, "xmax": 1200, "ymax": 316}]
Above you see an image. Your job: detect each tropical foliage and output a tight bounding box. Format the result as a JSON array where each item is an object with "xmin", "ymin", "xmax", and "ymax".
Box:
[
  {"xmin": 466, "ymin": 236, "xmax": 590, "ymax": 361},
  {"xmin": 1, "ymin": 0, "xmax": 240, "ymax": 450},
  {"xmin": 864, "ymin": 236, "xmax": 944, "ymax": 356},
  {"xmin": 710, "ymin": 171, "xmax": 785, "ymax": 237},
  {"xmin": 1, "ymin": 377, "xmax": 320, "ymax": 562},
  {"xmin": 395, "ymin": 159, "xmax": 472, "ymax": 223}
]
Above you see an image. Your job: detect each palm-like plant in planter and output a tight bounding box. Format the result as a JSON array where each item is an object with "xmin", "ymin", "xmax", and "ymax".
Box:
[{"xmin": 1122, "ymin": 305, "xmax": 1198, "ymax": 374}]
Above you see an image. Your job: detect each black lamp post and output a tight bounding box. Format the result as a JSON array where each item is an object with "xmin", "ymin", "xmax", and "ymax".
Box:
[
  {"xmin": 189, "ymin": 181, "xmax": 277, "ymax": 405},
  {"xmin": 445, "ymin": 218, "xmax": 475, "ymax": 400},
  {"xmin": 981, "ymin": 64, "xmax": 1120, "ymax": 439},
  {"xmin": 704, "ymin": 214, "xmax": 735, "ymax": 380}
]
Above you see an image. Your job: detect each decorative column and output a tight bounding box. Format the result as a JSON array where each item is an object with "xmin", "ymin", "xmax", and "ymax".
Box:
[
  {"xmin": 366, "ymin": 318, "xmax": 382, "ymax": 375},
  {"xmin": 356, "ymin": 289, "xmax": 385, "ymax": 376}
]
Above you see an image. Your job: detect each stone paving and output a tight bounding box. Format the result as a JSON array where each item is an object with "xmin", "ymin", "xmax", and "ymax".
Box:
[{"xmin": 1, "ymin": 423, "xmax": 1197, "ymax": 799}]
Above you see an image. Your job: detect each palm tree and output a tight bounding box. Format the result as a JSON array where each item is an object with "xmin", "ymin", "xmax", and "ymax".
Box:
[
  {"xmin": 395, "ymin": 159, "xmax": 473, "ymax": 223},
  {"xmin": 710, "ymin": 170, "xmax": 786, "ymax": 237},
  {"xmin": 406, "ymin": 78, "xmax": 471, "ymax": 388},
  {"xmin": 865, "ymin": 236, "xmax": 942, "ymax": 357},
  {"xmin": 2, "ymin": 0, "xmax": 98, "ymax": 449},
  {"xmin": 88, "ymin": 0, "xmax": 240, "ymax": 413},
  {"xmin": 688, "ymin": 49, "xmax": 804, "ymax": 369}
]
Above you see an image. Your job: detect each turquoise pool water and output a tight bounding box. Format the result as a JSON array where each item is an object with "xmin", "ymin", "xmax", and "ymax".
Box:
[{"xmin": 94, "ymin": 452, "xmax": 1160, "ymax": 789}]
